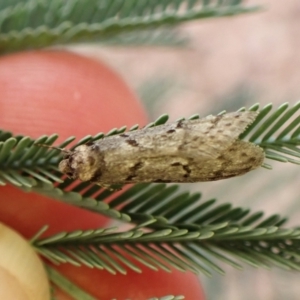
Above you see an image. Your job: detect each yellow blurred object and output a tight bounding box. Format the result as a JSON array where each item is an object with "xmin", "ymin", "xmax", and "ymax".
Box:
[{"xmin": 0, "ymin": 223, "xmax": 50, "ymax": 299}]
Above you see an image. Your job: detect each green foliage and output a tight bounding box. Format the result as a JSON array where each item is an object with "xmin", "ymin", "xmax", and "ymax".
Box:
[
  {"xmin": 0, "ymin": 0, "xmax": 261, "ymax": 53},
  {"xmin": 34, "ymin": 210, "xmax": 300, "ymax": 276}
]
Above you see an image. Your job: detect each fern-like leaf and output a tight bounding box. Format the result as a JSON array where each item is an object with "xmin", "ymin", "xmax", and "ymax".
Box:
[
  {"xmin": 34, "ymin": 213, "xmax": 300, "ymax": 277},
  {"xmin": 0, "ymin": 134, "xmax": 62, "ymax": 187},
  {"xmin": 0, "ymin": 0, "xmax": 261, "ymax": 53}
]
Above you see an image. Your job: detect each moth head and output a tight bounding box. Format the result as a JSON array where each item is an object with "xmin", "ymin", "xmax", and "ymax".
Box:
[
  {"xmin": 36, "ymin": 144, "xmax": 76, "ymax": 178},
  {"xmin": 58, "ymin": 158, "xmax": 75, "ymax": 178},
  {"xmin": 58, "ymin": 145, "xmax": 102, "ymax": 182}
]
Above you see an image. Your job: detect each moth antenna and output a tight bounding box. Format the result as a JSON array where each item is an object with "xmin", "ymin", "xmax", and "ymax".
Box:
[{"xmin": 36, "ymin": 144, "xmax": 70, "ymax": 154}]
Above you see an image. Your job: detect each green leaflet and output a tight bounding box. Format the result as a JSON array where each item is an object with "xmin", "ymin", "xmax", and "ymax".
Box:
[{"xmin": 0, "ymin": 0, "xmax": 261, "ymax": 53}]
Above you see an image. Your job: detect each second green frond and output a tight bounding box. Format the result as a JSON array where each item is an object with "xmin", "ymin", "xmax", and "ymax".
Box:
[
  {"xmin": 34, "ymin": 216, "xmax": 300, "ymax": 277},
  {"xmin": 0, "ymin": 0, "xmax": 261, "ymax": 53}
]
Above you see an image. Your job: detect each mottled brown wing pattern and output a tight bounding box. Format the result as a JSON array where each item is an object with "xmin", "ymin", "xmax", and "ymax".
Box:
[
  {"xmin": 177, "ymin": 111, "xmax": 258, "ymax": 159},
  {"xmin": 58, "ymin": 111, "xmax": 264, "ymax": 186}
]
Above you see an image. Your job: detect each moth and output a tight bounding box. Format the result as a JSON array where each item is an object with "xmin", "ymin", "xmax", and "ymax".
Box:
[{"xmin": 58, "ymin": 111, "xmax": 264, "ymax": 187}]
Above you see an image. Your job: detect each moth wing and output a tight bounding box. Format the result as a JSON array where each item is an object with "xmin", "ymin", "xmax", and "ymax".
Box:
[
  {"xmin": 98, "ymin": 111, "xmax": 257, "ymax": 162},
  {"xmin": 178, "ymin": 111, "xmax": 258, "ymax": 159},
  {"xmin": 65, "ymin": 111, "xmax": 261, "ymax": 184}
]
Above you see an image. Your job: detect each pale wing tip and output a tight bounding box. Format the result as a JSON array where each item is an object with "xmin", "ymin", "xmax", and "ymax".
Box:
[
  {"xmin": 219, "ymin": 110, "xmax": 259, "ymax": 137},
  {"xmin": 239, "ymin": 110, "xmax": 259, "ymax": 131},
  {"xmin": 240, "ymin": 110, "xmax": 259, "ymax": 121}
]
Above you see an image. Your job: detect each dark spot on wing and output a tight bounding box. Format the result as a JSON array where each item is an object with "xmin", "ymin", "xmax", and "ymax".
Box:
[
  {"xmin": 183, "ymin": 165, "xmax": 191, "ymax": 174},
  {"xmin": 228, "ymin": 146, "xmax": 236, "ymax": 152},
  {"xmin": 167, "ymin": 129, "xmax": 176, "ymax": 134},
  {"xmin": 90, "ymin": 169, "xmax": 102, "ymax": 182},
  {"xmin": 182, "ymin": 164, "xmax": 191, "ymax": 178},
  {"xmin": 126, "ymin": 162, "xmax": 144, "ymax": 181},
  {"xmin": 130, "ymin": 162, "xmax": 144, "ymax": 171},
  {"xmin": 126, "ymin": 139, "xmax": 139, "ymax": 147},
  {"xmin": 170, "ymin": 162, "xmax": 191, "ymax": 178},
  {"xmin": 87, "ymin": 156, "xmax": 95, "ymax": 166},
  {"xmin": 176, "ymin": 120, "xmax": 184, "ymax": 128},
  {"xmin": 247, "ymin": 157, "xmax": 257, "ymax": 163},
  {"xmin": 126, "ymin": 174, "xmax": 136, "ymax": 181},
  {"xmin": 225, "ymin": 123, "xmax": 232, "ymax": 127},
  {"xmin": 155, "ymin": 179, "xmax": 172, "ymax": 183},
  {"xmin": 197, "ymin": 115, "xmax": 223, "ymax": 133},
  {"xmin": 120, "ymin": 133, "xmax": 129, "ymax": 138}
]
